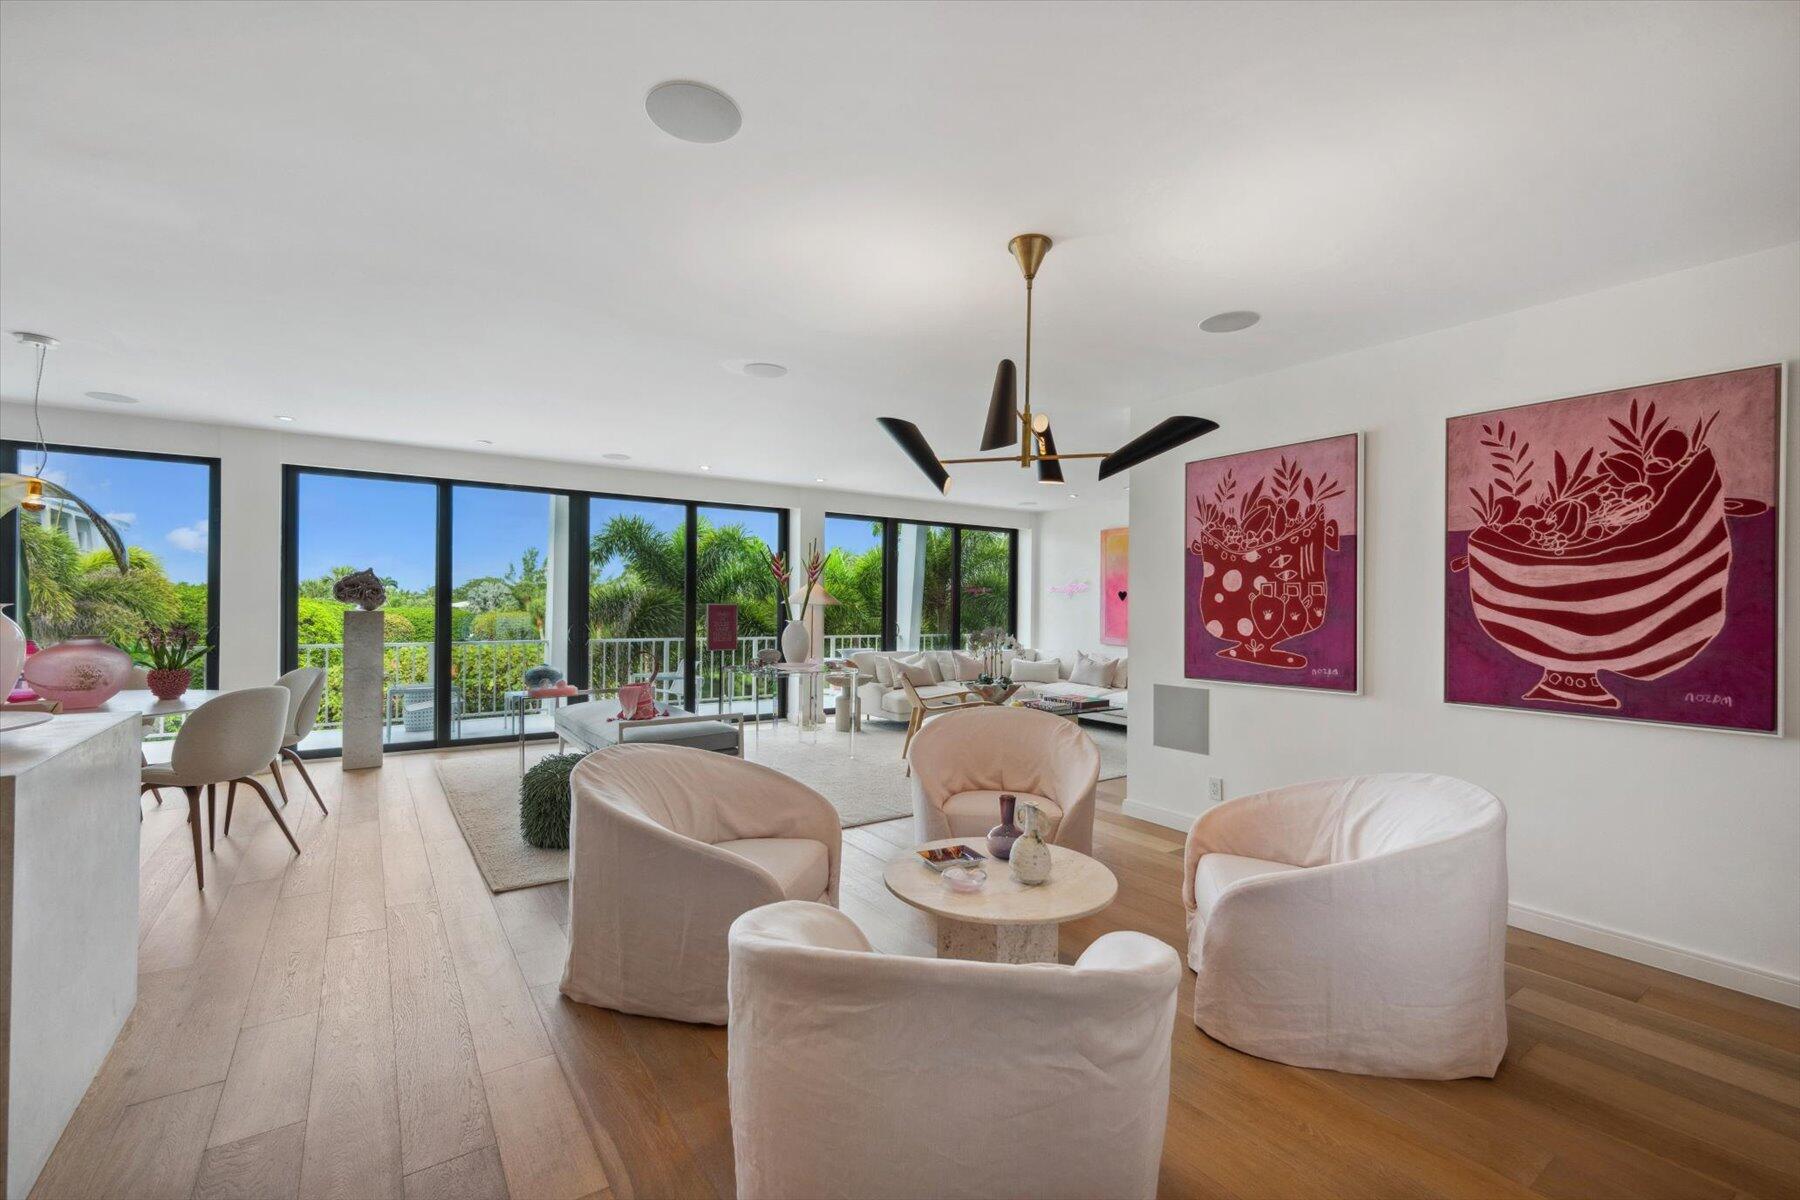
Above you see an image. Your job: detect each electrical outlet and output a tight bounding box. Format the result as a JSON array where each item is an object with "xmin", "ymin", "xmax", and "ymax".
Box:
[{"xmin": 1208, "ymin": 777, "xmax": 1224, "ymax": 805}]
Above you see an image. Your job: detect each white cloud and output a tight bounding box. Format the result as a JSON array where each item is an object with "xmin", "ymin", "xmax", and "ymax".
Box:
[
  {"xmin": 102, "ymin": 511, "xmax": 137, "ymax": 528},
  {"xmin": 40, "ymin": 468, "xmax": 68, "ymax": 486},
  {"xmin": 166, "ymin": 518, "xmax": 209, "ymax": 553}
]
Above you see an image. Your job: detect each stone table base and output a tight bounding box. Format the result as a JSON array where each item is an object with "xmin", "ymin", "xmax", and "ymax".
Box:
[{"xmin": 935, "ymin": 917, "xmax": 1059, "ymax": 963}]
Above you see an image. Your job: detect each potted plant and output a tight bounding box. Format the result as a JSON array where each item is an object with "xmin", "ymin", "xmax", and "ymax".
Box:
[{"xmin": 129, "ymin": 624, "xmax": 210, "ymax": 701}]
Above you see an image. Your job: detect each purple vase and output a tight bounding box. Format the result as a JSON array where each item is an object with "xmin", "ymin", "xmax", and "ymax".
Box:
[{"xmin": 986, "ymin": 793, "xmax": 1022, "ymax": 860}]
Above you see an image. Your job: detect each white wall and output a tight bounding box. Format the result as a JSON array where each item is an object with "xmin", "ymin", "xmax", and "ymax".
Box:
[
  {"xmin": 0, "ymin": 406, "xmax": 1035, "ymax": 689},
  {"xmin": 1034, "ymin": 498, "xmax": 1128, "ymax": 658},
  {"xmin": 1126, "ymin": 243, "xmax": 1800, "ymax": 1003}
]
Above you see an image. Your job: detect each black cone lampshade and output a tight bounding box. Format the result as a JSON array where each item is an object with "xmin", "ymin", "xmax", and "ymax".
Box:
[
  {"xmin": 878, "ymin": 417, "xmax": 950, "ymax": 493},
  {"xmin": 1097, "ymin": 416, "xmax": 1220, "ymax": 480},
  {"xmin": 1035, "ymin": 425, "xmax": 1064, "ymax": 484},
  {"xmin": 980, "ymin": 360, "xmax": 1017, "ymax": 452}
]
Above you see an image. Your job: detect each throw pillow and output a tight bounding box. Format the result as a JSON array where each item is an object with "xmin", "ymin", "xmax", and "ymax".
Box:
[
  {"xmin": 1071, "ymin": 652, "xmax": 1117, "ymax": 687},
  {"xmin": 1111, "ymin": 656, "xmax": 1129, "ymax": 688},
  {"xmin": 892, "ymin": 656, "xmax": 937, "ymax": 688},
  {"xmin": 1012, "ymin": 657, "xmax": 1061, "ymax": 684},
  {"xmin": 949, "ymin": 651, "xmax": 983, "ymax": 682},
  {"xmin": 899, "ymin": 652, "xmax": 942, "ymax": 683},
  {"xmin": 848, "ymin": 650, "xmax": 883, "ymax": 681}
]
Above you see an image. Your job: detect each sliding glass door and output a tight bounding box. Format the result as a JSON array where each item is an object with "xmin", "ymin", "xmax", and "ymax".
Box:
[
  {"xmin": 823, "ymin": 512, "xmax": 1019, "ymax": 653},
  {"xmin": 695, "ymin": 504, "xmax": 784, "ymax": 716},
  {"xmin": 587, "ymin": 496, "xmax": 688, "ymax": 703}
]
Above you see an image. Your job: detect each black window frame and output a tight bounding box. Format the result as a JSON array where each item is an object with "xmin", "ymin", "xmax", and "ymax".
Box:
[
  {"xmin": 825, "ymin": 512, "xmax": 1019, "ymax": 653},
  {"xmin": 281, "ymin": 463, "xmax": 790, "ymax": 758},
  {"xmin": 1, "ymin": 439, "xmax": 223, "ymax": 688}
]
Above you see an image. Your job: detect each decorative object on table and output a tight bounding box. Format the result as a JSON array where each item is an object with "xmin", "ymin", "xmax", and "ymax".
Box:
[
  {"xmin": 771, "ymin": 541, "xmax": 834, "ymax": 664},
  {"xmin": 986, "ymin": 793, "xmax": 1022, "ymax": 860},
  {"xmin": 1008, "ymin": 802, "xmax": 1053, "ymax": 885},
  {"xmin": 523, "ymin": 663, "xmax": 564, "ymax": 690},
  {"xmin": 519, "ymin": 751, "xmax": 583, "ymax": 850},
  {"xmin": 0, "ymin": 604, "xmax": 23, "ymax": 701},
  {"xmin": 755, "ymin": 647, "xmax": 780, "ymax": 666},
  {"xmin": 613, "ymin": 681, "xmax": 661, "ymax": 720},
  {"xmin": 332, "ymin": 567, "xmax": 388, "ymax": 610},
  {"xmin": 1047, "ymin": 579, "xmax": 1090, "ymax": 598},
  {"xmin": 705, "ymin": 603, "xmax": 740, "ymax": 651},
  {"xmin": 940, "ymin": 865, "xmax": 987, "ymax": 893},
  {"xmin": 965, "ymin": 681, "xmax": 1017, "ymax": 705},
  {"xmin": 128, "ymin": 624, "xmax": 210, "ymax": 701},
  {"xmin": 340, "ymin": 607, "xmax": 385, "ymax": 769},
  {"xmin": 876, "ymin": 233, "xmax": 1219, "ymax": 492},
  {"xmin": 1186, "ymin": 432, "xmax": 1360, "ymax": 692},
  {"xmin": 0, "ymin": 332, "xmax": 131, "ymax": 572},
  {"xmin": 19, "ymin": 636, "xmax": 131, "ymax": 709},
  {"xmin": 916, "ymin": 844, "xmax": 987, "ymax": 872},
  {"xmin": 1447, "ymin": 365, "xmax": 1781, "ymax": 733},
  {"xmin": 967, "ymin": 625, "xmax": 1015, "ymax": 684},
  {"xmin": 1101, "ymin": 526, "xmax": 1129, "ymax": 646}
]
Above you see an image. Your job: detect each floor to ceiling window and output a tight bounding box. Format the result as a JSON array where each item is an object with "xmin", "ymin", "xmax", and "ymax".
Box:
[
  {"xmin": 452, "ymin": 485, "xmax": 570, "ymax": 741},
  {"xmin": 288, "ymin": 470, "xmax": 439, "ymax": 750},
  {"xmin": 694, "ymin": 504, "xmax": 785, "ymax": 716},
  {"xmin": 587, "ymin": 495, "xmax": 689, "ymax": 704},
  {"xmin": 823, "ymin": 513, "xmax": 883, "ymax": 656},
  {"xmin": 1, "ymin": 442, "xmax": 220, "ymax": 751},
  {"xmin": 825, "ymin": 513, "xmax": 1019, "ymax": 654}
]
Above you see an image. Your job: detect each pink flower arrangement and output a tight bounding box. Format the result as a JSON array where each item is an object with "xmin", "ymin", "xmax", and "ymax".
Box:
[{"xmin": 769, "ymin": 540, "xmax": 830, "ymax": 621}]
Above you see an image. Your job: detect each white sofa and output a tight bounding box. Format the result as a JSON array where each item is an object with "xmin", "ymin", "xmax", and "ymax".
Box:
[{"xmin": 844, "ymin": 646, "xmax": 1128, "ymax": 727}]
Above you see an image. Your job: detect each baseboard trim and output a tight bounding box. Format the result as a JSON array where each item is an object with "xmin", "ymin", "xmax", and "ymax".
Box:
[
  {"xmin": 1508, "ymin": 903, "xmax": 1799, "ymax": 1008},
  {"xmin": 1118, "ymin": 798, "xmax": 1798, "ymax": 1008},
  {"xmin": 1119, "ymin": 797, "xmax": 1194, "ymax": 832}
]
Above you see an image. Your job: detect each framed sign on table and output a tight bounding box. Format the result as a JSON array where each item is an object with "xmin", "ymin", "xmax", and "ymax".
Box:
[
  {"xmin": 1185, "ymin": 432, "xmax": 1361, "ymax": 693},
  {"xmin": 706, "ymin": 604, "xmax": 740, "ymax": 652},
  {"xmin": 1445, "ymin": 364, "xmax": 1783, "ymax": 734}
]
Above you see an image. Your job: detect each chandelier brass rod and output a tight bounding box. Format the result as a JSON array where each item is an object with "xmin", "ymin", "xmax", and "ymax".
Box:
[{"xmin": 937, "ymin": 451, "xmax": 1108, "ymax": 466}]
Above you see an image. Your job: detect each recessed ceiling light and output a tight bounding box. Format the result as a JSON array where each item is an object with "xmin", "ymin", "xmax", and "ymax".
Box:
[
  {"xmin": 742, "ymin": 362, "xmax": 788, "ymax": 379},
  {"xmin": 603, "ymin": 452, "xmax": 631, "ymax": 461},
  {"xmin": 645, "ymin": 80, "xmax": 742, "ymax": 143},
  {"xmin": 85, "ymin": 390, "xmax": 139, "ymax": 405},
  {"xmin": 1068, "ymin": 493, "xmax": 1080, "ymax": 500},
  {"xmin": 699, "ymin": 464, "xmax": 711, "ymax": 471},
  {"xmin": 1200, "ymin": 310, "xmax": 1261, "ymax": 333},
  {"xmin": 476, "ymin": 438, "xmax": 494, "ymax": 445},
  {"xmin": 814, "ymin": 476, "xmax": 826, "ymax": 483},
  {"xmin": 274, "ymin": 415, "xmax": 296, "ymax": 422}
]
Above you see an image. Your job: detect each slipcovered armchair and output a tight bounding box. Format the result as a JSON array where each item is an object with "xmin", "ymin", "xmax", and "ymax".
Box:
[
  {"xmin": 727, "ymin": 902, "xmax": 1179, "ymax": 1200},
  {"xmin": 563, "ymin": 745, "xmax": 842, "ymax": 1024},
  {"xmin": 907, "ymin": 704, "xmax": 1100, "ymax": 853},
  {"xmin": 1182, "ymin": 772, "xmax": 1508, "ymax": 1079}
]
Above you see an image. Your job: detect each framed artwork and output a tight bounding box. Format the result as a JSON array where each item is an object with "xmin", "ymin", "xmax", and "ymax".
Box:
[
  {"xmin": 1100, "ymin": 526, "xmax": 1128, "ymax": 645},
  {"xmin": 1445, "ymin": 364, "xmax": 1783, "ymax": 734},
  {"xmin": 1185, "ymin": 433, "xmax": 1360, "ymax": 692}
]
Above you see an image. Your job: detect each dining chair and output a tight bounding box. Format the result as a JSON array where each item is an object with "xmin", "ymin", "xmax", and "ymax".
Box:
[
  {"xmin": 139, "ymin": 687, "xmax": 296, "ymax": 890},
  {"xmin": 126, "ymin": 665, "xmax": 171, "ymax": 808},
  {"xmin": 271, "ymin": 667, "xmax": 330, "ymax": 814}
]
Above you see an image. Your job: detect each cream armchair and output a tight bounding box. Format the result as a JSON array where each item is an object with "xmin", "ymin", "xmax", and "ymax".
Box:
[
  {"xmin": 727, "ymin": 902, "xmax": 1179, "ymax": 1200},
  {"xmin": 562, "ymin": 745, "xmax": 842, "ymax": 1024},
  {"xmin": 1182, "ymin": 772, "xmax": 1508, "ymax": 1079},
  {"xmin": 907, "ymin": 704, "xmax": 1100, "ymax": 853}
]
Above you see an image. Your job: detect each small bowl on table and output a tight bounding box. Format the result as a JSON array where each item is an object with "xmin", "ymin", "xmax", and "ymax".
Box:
[{"xmin": 940, "ymin": 865, "xmax": 987, "ymax": 894}]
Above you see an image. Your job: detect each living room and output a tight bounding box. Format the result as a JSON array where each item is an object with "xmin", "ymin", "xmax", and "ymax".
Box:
[{"xmin": 0, "ymin": 3, "xmax": 1795, "ymax": 1199}]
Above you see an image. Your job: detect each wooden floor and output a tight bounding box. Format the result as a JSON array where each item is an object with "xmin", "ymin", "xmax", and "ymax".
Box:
[{"xmin": 30, "ymin": 747, "xmax": 1800, "ymax": 1200}]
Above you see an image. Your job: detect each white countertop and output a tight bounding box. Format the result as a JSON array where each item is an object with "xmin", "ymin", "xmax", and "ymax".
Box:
[{"xmin": 0, "ymin": 710, "xmax": 140, "ymax": 780}]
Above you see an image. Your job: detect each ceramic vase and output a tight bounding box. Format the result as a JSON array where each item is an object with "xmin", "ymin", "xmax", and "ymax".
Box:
[
  {"xmin": 1009, "ymin": 802, "xmax": 1053, "ymax": 886},
  {"xmin": 0, "ymin": 605, "xmax": 23, "ymax": 700},
  {"xmin": 21, "ymin": 637, "xmax": 132, "ymax": 709},
  {"xmin": 779, "ymin": 620, "xmax": 811, "ymax": 664},
  {"xmin": 986, "ymin": 793, "xmax": 1022, "ymax": 860},
  {"xmin": 146, "ymin": 668, "xmax": 191, "ymax": 702}
]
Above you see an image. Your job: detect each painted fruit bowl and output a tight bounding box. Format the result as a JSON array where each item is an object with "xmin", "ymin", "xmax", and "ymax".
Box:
[
  {"xmin": 1196, "ymin": 507, "xmax": 1336, "ymax": 668},
  {"xmin": 1455, "ymin": 446, "xmax": 1764, "ymax": 709}
]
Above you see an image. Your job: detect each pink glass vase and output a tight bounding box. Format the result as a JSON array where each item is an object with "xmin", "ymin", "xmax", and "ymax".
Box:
[{"xmin": 20, "ymin": 637, "xmax": 132, "ymax": 709}]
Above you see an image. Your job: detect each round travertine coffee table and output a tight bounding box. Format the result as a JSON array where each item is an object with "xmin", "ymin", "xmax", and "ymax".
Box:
[{"xmin": 882, "ymin": 837, "xmax": 1118, "ymax": 963}]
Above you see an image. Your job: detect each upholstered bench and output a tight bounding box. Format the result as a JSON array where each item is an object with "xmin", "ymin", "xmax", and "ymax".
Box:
[{"xmin": 554, "ymin": 696, "xmax": 743, "ymax": 756}]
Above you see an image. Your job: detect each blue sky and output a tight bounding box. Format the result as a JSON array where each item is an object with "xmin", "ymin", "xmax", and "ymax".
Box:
[
  {"xmin": 39, "ymin": 449, "xmax": 211, "ymax": 583},
  {"xmin": 826, "ymin": 514, "xmax": 880, "ymax": 556}
]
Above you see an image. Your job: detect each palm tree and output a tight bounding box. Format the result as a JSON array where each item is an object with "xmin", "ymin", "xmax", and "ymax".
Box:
[
  {"xmin": 589, "ymin": 514, "xmax": 780, "ymax": 639},
  {"xmin": 18, "ymin": 518, "xmax": 182, "ymax": 644}
]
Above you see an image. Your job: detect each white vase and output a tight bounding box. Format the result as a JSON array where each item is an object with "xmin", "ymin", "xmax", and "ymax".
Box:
[
  {"xmin": 1009, "ymin": 802, "xmax": 1053, "ymax": 886},
  {"xmin": 780, "ymin": 620, "xmax": 811, "ymax": 664},
  {"xmin": 0, "ymin": 604, "xmax": 23, "ymax": 698}
]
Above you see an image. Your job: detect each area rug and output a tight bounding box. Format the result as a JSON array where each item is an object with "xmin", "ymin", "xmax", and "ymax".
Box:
[
  {"xmin": 435, "ymin": 754, "xmax": 568, "ymax": 893},
  {"xmin": 434, "ymin": 719, "xmax": 1127, "ymax": 894}
]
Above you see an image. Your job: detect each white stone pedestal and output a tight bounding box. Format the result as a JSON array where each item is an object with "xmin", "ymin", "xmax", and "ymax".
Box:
[
  {"xmin": 935, "ymin": 918, "xmax": 1059, "ymax": 963},
  {"xmin": 341, "ymin": 609, "xmax": 385, "ymax": 770}
]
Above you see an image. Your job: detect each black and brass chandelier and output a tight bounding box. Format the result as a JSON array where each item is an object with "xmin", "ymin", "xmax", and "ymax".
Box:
[{"xmin": 879, "ymin": 233, "xmax": 1219, "ymax": 493}]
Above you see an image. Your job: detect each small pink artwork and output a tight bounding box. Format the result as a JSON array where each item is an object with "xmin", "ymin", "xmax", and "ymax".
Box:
[
  {"xmin": 1100, "ymin": 527, "xmax": 1128, "ymax": 646},
  {"xmin": 1185, "ymin": 434, "xmax": 1359, "ymax": 691},
  {"xmin": 1446, "ymin": 365, "xmax": 1781, "ymax": 732}
]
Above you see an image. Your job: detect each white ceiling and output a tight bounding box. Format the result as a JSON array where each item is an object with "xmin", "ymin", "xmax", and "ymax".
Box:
[{"xmin": 2, "ymin": 1, "xmax": 1795, "ymax": 512}]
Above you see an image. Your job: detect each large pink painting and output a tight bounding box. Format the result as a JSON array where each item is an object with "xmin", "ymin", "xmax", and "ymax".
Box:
[
  {"xmin": 1100, "ymin": 526, "xmax": 1128, "ymax": 645},
  {"xmin": 1445, "ymin": 365, "xmax": 1782, "ymax": 733},
  {"xmin": 1185, "ymin": 433, "xmax": 1359, "ymax": 691}
]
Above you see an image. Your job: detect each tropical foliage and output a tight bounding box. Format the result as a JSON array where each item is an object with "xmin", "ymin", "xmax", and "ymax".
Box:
[{"xmin": 19, "ymin": 517, "xmax": 184, "ymax": 644}]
